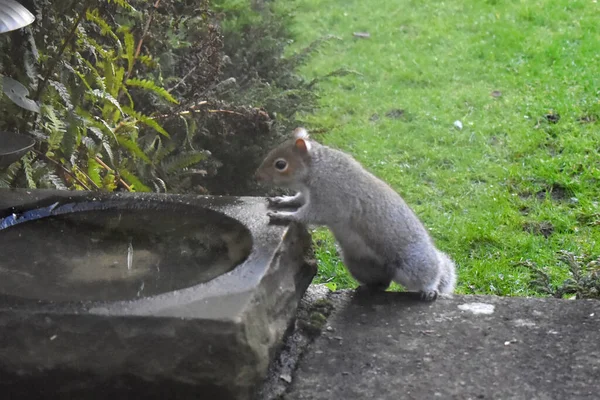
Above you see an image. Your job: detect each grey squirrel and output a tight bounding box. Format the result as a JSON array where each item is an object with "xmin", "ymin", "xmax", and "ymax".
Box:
[{"xmin": 255, "ymin": 128, "xmax": 456, "ymax": 300}]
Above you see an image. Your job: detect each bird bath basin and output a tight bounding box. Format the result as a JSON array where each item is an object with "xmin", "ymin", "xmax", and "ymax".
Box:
[
  {"xmin": 0, "ymin": 189, "xmax": 316, "ymax": 400},
  {"xmin": 0, "ymin": 200, "xmax": 252, "ymax": 302}
]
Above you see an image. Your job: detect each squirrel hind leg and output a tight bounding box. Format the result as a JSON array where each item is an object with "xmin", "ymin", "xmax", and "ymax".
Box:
[
  {"xmin": 342, "ymin": 253, "xmax": 393, "ymax": 293},
  {"xmin": 419, "ymin": 289, "xmax": 439, "ymax": 302},
  {"xmin": 355, "ymin": 280, "xmax": 392, "ymax": 294}
]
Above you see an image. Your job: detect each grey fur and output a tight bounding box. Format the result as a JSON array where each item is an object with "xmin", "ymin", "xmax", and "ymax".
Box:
[{"xmin": 256, "ymin": 131, "xmax": 456, "ymax": 299}]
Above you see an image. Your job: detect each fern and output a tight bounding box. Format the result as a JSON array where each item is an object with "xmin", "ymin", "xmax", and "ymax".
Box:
[
  {"xmin": 102, "ymin": 171, "xmax": 118, "ymax": 191},
  {"xmin": 86, "ymin": 9, "xmax": 120, "ymax": 44},
  {"xmin": 61, "ymin": 113, "xmax": 80, "ymax": 159},
  {"xmin": 89, "ymin": 89, "xmax": 124, "ymax": 116},
  {"xmin": 122, "ymin": 105, "xmax": 170, "ymax": 137},
  {"xmin": 120, "ymin": 168, "xmax": 151, "ymax": 192},
  {"xmin": 87, "ymin": 157, "xmax": 103, "ymax": 187},
  {"xmin": 108, "ymin": 0, "xmax": 136, "ymax": 14},
  {"xmin": 163, "ymin": 151, "xmax": 207, "ymax": 175},
  {"xmin": 81, "ymin": 136, "xmax": 97, "ymax": 151},
  {"xmin": 138, "ymin": 55, "xmax": 156, "ymax": 68},
  {"xmin": 48, "ymin": 80, "xmax": 73, "ymax": 110},
  {"xmin": 116, "ymin": 135, "xmax": 151, "ymax": 164},
  {"xmin": 22, "ymin": 153, "xmax": 37, "ymax": 189},
  {"xmin": 125, "ymin": 78, "xmax": 179, "ymax": 104},
  {"xmin": 46, "ymin": 171, "xmax": 68, "ymax": 190},
  {"xmin": 120, "ymin": 26, "xmax": 136, "ymax": 75},
  {"xmin": 153, "ymin": 141, "xmax": 176, "ymax": 164},
  {"xmin": 0, "ymin": 161, "xmax": 21, "ymax": 188},
  {"xmin": 114, "ymin": 120, "xmax": 138, "ymax": 136},
  {"xmin": 43, "ymin": 105, "xmax": 66, "ymax": 153}
]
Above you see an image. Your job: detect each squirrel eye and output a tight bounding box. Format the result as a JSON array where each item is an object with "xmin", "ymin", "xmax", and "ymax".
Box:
[{"xmin": 274, "ymin": 159, "xmax": 288, "ymax": 171}]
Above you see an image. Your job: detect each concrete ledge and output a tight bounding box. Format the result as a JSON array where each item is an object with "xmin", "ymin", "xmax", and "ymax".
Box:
[{"xmin": 282, "ymin": 290, "xmax": 599, "ymax": 400}]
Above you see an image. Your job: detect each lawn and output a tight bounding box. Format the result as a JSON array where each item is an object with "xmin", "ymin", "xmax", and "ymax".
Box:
[{"xmin": 279, "ymin": 0, "xmax": 600, "ymax": 296}]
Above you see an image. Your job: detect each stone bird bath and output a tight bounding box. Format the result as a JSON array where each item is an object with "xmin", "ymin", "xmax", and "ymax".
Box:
[{"xmin": 0, "ymin": 189, "xmax": 316, "ymax": 399}]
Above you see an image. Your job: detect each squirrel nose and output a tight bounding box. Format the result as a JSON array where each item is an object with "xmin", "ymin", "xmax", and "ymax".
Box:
[{"xmin": 254, "ymin": 170, "xmax": 263, "ymax": 181}]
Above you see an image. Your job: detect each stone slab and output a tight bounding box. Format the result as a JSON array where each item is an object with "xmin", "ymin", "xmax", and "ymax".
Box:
[{"xmin": 286, "ymin": 291, "xmax": 599, "ymax": 400}]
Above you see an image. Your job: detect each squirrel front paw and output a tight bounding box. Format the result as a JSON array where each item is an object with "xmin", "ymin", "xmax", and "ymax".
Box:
[
  {"xmin": 267, "ymin": 196, "xmax": 286, "ymax": 207},
  {"xmin": 267, "ymin": 195, "xmax": 304, "ymax": 209},
  {"xmin": 266, "ymin": 210, "xmax": 297, "ymax": 224}
]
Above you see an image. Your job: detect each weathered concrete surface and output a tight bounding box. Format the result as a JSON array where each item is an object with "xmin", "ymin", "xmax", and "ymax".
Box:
[
  {"xmin": 0, "ymin": 189, "xmax": 317, "ymax": 400},
  {"xmin": 285, "ymin": 291, "xmax": 599, "ymax": 400}
]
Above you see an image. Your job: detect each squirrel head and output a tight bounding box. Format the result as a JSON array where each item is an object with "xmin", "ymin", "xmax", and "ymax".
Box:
[{"xmin": 255, "ymin": 127, "xmax": 312, "ymax": 187}]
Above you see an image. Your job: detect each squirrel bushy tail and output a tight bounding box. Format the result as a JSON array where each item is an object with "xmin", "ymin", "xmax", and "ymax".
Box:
[{"xmin": 436, "ymin": 251, "xmax": 456, "ymax": 294}]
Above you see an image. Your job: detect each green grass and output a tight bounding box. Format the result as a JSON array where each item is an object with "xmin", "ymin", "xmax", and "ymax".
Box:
[{"xmin": 280, "ymin": 0, "xmax": 600, "ymax": 296}]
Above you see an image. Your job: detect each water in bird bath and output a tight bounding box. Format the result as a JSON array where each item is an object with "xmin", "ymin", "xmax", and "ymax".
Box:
[{"xmin": 0, "ymin": 202, "xmax": 252, "ymax": 302}]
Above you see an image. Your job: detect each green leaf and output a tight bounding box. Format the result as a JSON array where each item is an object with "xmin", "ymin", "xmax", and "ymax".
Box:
[
  {"xmin": 138, "ymin": 55, "xmax": 156, "ymax": 68},
  {"xmin": 22, "ymin": 153, "xmax": 37, "ymax": 189},
  {"xmin": 62, "ymin": 112, "xmax": 80, "ymax": 159},
  {"xmin": 108, "ymin": 0, "xmax": 136, "ymax": 13},
  {"xmin": 116, "ymin": 135, "xmax": 151, "ymax": 164},
  {"xmin": 87, "ymin": 157, "xmax": 103, "ymax": 187},
  {"xmin": 42, "ymin": 105, "xmax": 66, "ymax": 152},
  {"xmin": 120, "ymin": 168, "xmax": 151, "ymax": 192},
  {"xmin": 86, "ymin": 9, "xmax": 120, "ymax": 44},
  {"xmin": 162, "ymin": 151, "xmax": 207, "ymax": 175},
  {"xmin": 114, "ymin": 120, "xmax": 138, "ymax": 136},
  {"xmin": 122, "ymin": 105, "xmax": 170, "ymax": 137},
  {"xmin": 103, "ymin": 59, "xmax": 116, "ymax": 97},
  {"xmin": 0, "ymin": 161, "xmax": 21, "ymax": 188},
  {"xmin": 121, "ymin": 26, "xmax": 135, "ymax": 75},
  {"xmin": 125, "ymin": 78, "xmax": 179, "ymax": 104},
  {"xmin": 89, "ymin": 89, "xmax": 124, "ymax": 116}
]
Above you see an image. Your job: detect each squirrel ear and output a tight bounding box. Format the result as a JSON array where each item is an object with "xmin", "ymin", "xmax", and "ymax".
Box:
[
  {"xmin": 295, "ymin": 138, "xmax": 311, "ymax": 153},
  {"xmin": 293, "ymin": 127, "xmax": 309, "ymax": 140}
]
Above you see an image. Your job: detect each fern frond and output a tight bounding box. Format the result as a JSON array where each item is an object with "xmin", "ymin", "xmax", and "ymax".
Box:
[
  {"xmin": 114, "ymin": 120, "xmax": 138, "ymax": 136},
  {"xmin": 73, "ymin": 70, "xmax": 93, "ymax": 91},
  {"xmin": 82, "ymin": 136, "xmax": 98, "ymax": 151},
  {"xmin": 47, "ymin": 171, "xmax": 67, "ymax": 190},
  {"xmin": 86, "ymin": 9, "xmax": 120, "ymax": 45},
  {"xmin": 125, "ymin": 78, "xmax": 179, "ymax": 104},
  {"xmin": 180, "ymin": 115, "xmax": 198, "ymax": 150},
  {"xmin": 138, "ymin": 55, "xmax": 156, "ymax": 68},
  {"xmin": 87, "ymin": 121, "xmax": 113, "ymax": 164},
  {"xmin": 107, "ymin": 0, "xmax": 136, "ymax": 13},
  {"xmin": 22, "ymin": 152, "xmax": 37, "ymax": 189},
  {"xmin": 102, "ymin": 59, "xmax": 117, "ymax": 98},
  {"xmin": 102, "ymin": 171, "xmax": 118, "ymax": 191},
  {"xmin": 120, "ymin": 168, "xmax": 151, "ymax": 192},
  {"xmin": 121, "ymin": 84, "xmax": 134, "ymax": 108},
  {"xmin": 42, "ymin": 105, "xmax": 66, "ymax": 152},
  {"xmin": 122, "ymin": 105, "xmax": 170, "ymax": 137},
  {"xmin": 153, "ymin": 175, "xmax": 167, "ymax": 192},
  {"xmin": 154, "ymin": 141, "xmax": 176, "ymax": 164},
  {"xmin": 0, "ymin": 161, "xmax": 21, "ymax": 188},
  {"xmin": 89, "ymin": 118, "xmax": 118, "ymax": 144},
  {"xmin": 102, "ymin": 142, "xmax": 115, "ymax": 165},
  {"xmin": 119, "ymin": 26, "xmax": 136, "ymax": 75},
  {"xmin": 116, "ymin": 136, "xmax": 151, "ymax": 164},
  {"xmin": 89, "ymin": 89, "xmax": 124, "ymax": 116},
  {"xmin": 31, "ymin": 160, "xmax": 51, "ymax": 185},
  {"xmin": 62, "ymin": 113, "xmax": 80, "ymax": 159},
  {"xmin": 162, "ymin": 151, "xmax": 207, "ymax": 175},
  {"xmin": 48, "ymin": 80, "xmax": 74, "ymax": 110},
  {"xmin": 114, "ymin": 66, "xmax": 126, "ymax": 95},
  {"xmin": 87, "ymin": 157, "xmax": 103, "ymax": 187}
]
